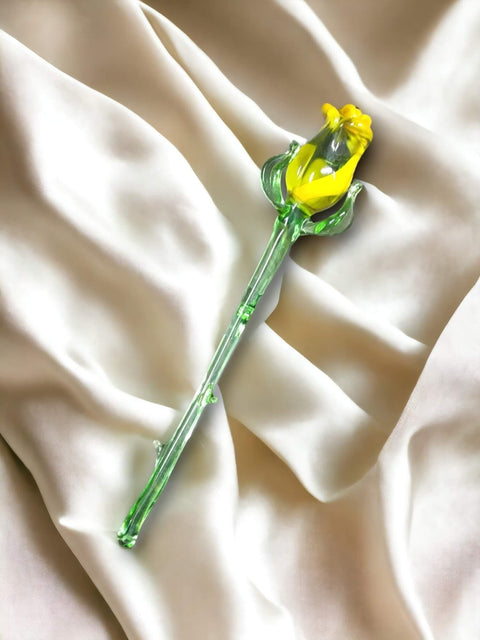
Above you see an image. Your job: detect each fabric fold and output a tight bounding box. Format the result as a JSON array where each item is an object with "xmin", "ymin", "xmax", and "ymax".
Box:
[
  {"xmin": 1, "ymin": 1, "xmax": 479, "ymax": 638},
  {"xmin": 222, "ymin": 322, "xmax": 386, "ymax": 501}
]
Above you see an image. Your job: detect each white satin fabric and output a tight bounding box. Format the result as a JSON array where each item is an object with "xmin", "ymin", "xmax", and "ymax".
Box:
[{"xmin": 1, "ymin": 1, "xmax": 479, "ymax": 638}]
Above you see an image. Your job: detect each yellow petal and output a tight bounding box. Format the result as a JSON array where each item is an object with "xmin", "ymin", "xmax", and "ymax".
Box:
[
  {"xmin": 284, "ymin": 143, "xmax": 316, "ymax": 189},
  {"xmin": 289, "ymin": 154, "xmax": 361, "ymax": 214}
]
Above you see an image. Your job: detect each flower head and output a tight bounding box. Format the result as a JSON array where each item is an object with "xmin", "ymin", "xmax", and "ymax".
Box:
[{"xmin": 284, "ymin": 103, "xmax": 372, "ymax": 215}]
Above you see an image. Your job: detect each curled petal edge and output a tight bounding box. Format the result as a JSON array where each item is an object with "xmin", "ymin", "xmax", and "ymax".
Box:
[
  {"xmin": 300, "ymin": 180, "xmax": 363, "ymax": 237},
  {"xmin": 261, "ymin": 140, "xmax": 301, "ymax": 213}
]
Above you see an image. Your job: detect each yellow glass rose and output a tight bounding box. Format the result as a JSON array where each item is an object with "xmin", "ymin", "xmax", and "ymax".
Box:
[
  {"xmin": 118, "ymin": 102, "xmax": 374, "ymax": 548},
  {"xmin": 285, "ymin": 103, "xmax": 373, "ymax": 215}
]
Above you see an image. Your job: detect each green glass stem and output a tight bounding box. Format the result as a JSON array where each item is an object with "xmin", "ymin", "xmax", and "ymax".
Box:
[
  {"xmin": 117, "ymin": 206, "xmax": 307, "ymax": 548},
  {"xmin": 117, "ymin": 179, "xmax": 364, "ymax": 549}
]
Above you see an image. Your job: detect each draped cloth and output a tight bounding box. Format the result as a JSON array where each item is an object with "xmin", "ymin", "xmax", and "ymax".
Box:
[{"xmin": 1, "ymin": 1, "xmax": 479, "ymax": 638}]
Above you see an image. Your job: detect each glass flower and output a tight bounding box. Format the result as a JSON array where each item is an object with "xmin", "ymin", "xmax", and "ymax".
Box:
[
  {"xmin": 117, "ymin": 103, "xmax": 373, "ymax": 548},
  {"xmin": 285, "ymin": 103, "xmax": 373, "ymax": 215},
  {"xmin": 261, "ymin": 103, "xmax": 373, "ymax": 219}
]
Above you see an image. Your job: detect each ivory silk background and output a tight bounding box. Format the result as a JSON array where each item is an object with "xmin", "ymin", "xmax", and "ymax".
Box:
[{"xmin": 0, "ymin": 1, "xmax": 479, "ymax": 639}]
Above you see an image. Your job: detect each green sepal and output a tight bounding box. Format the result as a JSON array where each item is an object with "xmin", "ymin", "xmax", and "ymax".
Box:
[
  {"xmin": 261, "ymin": 140, "xmax": 301, "ymax": 214},
  {"xmin": 300, "ymin": 180, "xmax": 363, "ymax": 237}
]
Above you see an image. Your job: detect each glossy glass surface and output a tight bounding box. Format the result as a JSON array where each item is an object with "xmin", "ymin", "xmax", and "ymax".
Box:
[{"xmin": 118, "ymin": 104, "xmax": 372, "ymax": 548}]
